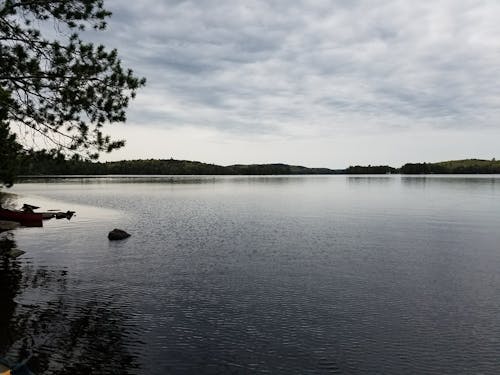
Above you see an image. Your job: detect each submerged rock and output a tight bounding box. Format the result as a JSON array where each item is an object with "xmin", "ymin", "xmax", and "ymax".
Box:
[
  {"xmin": 7, "ymin": 248, "xmax": 26, "ymax": 258},
  {"xmin": 108, "ymin": 229, "xmax": 131, "ymax": 241}
]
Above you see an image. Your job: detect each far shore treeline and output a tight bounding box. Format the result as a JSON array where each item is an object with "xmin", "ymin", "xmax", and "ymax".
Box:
[{"xmin": 12, "ymin": 152, "xmax": 500, "ymax": 177}]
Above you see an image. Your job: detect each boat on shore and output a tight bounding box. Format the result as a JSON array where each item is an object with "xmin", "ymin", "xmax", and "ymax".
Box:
[{"xmin": 0, "ymin": 208, "xmax": 43, "ymax": 227}]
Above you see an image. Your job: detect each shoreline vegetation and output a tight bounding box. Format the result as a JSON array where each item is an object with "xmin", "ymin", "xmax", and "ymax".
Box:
[{"xmin": 13, "ymin": 156, "xmax": 500, "ymax": 177}]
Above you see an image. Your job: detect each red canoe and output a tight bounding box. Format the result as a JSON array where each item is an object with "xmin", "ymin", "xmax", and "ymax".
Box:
[{"xmin": 0, "ymin": 208, "xmax": 43, "ymax": 227}]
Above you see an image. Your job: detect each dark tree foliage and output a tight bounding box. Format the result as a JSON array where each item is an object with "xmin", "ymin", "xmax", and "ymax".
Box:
[
  {"xmin": 399, "ymin": 163, "xmax": 435, "ymax": 174},
  {"xmin": 0, "ymin": 0, "xmax": 145, "ymax": 163},
  {"xmin": 0, "ymin": 123, "xmax": 22, "ymax": 187},
  {"xmin": 0, "ymin": 90, "xmax": 22, "ymax": 187},
  {"xmin": 345, "ymin": 165, "xmax": 397, "ymax": 174},
  {"xmin": 16, "ymin": 158, "xmax": 340, "ymax": 176},
  {"xmin": 400, "ymin": 160, "xmax": 500, "ymax": 174}
]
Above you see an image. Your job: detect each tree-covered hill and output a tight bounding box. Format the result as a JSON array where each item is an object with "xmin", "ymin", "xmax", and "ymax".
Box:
[
  {"xmin": 345, "ymin": 165, "xmax": 397, "ymax": 174},
  {"xmin": 227, "ymin": 163, "xmax": 338, "ymax": 175},
  {"xmin": 400, "ymin": 159, "xmax": 500, "ymax": 174},
  {"xmin": 12, "ymin": 153, "xmax": 500, "ymax": 179},
  {"xmin": 17, "ymin": 154, "xmax": 340, "ymax": 176}
]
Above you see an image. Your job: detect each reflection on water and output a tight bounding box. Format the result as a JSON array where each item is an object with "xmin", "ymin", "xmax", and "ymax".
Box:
[
  {"xmin": 347, "ymin": 176, "xmax": 396, "ymax": 184},
  {"xmin": 5, "ymin": 175, "xmax": 500, "ymax": 374},
  {"xmin": 0, "ymin": 234, "xmax": 22, "ymax": 355},
  {"xmin": 0, "ymin": 234, "xmax": 139, "ymax": 374},
  {"xmin": 18, "ymin": 175, "xmax": 325, "ymax": 186},
  {"xmin": 401, "ymin": 175, "xmax": 499, "ymax": 186}
]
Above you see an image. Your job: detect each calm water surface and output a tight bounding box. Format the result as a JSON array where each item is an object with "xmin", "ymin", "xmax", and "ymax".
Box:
[{"xmin": 2, "ymin": 175, "xmax": 500, "ymax": 374}]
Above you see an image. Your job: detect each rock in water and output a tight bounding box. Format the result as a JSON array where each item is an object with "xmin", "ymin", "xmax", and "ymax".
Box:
[
  {"xmin": 8, "ymin": 249, "xmax": 26, "ymax": 258},
  {"xmin": 108, "ymin": 229, "xmax": 131, "ymax": 241}
]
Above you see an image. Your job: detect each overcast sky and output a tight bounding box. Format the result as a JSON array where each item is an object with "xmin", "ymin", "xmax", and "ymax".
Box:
[{"xmin": 93, "ymin": 0, "xmax": 500, "ymax": 168}]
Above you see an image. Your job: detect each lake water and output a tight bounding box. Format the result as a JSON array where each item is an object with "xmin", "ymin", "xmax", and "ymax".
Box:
[{"xmin": 2, "ymin": 175, "xmax": 500, "ymax": 374}]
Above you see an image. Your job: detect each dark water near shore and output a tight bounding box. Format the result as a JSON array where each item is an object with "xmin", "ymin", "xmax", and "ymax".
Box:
[{"xmin": 2, "ymin": 175, "xmax": 500, "ymax": 374}]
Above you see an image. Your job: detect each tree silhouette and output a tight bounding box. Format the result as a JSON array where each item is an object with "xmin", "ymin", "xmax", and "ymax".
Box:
[{"xmin": 0, "ymin": 0, "xmax": 145, "ymax": 162}]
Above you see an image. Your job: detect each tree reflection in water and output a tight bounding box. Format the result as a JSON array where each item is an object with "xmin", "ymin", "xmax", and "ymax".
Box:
[
  {"xmin": 0, "ymin": 234, "xmax": 140, "ymax": 374},
  {"xmin": 0, "ymin": 234, "xmax": 22, "ymax": 354}
]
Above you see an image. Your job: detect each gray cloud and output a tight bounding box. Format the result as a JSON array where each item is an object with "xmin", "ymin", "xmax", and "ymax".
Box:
[{"xmin": 89, "ymin": 0, "xmax": 500, "ymax": 137}]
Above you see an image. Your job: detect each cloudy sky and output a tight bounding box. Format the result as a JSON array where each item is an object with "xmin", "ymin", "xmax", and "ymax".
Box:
[{"xmin": 93, "ymin": 0, "xmax": 500, "ymax": 168}]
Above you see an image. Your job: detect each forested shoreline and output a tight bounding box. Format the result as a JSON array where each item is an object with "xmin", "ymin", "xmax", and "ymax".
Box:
[
  {"xmin": 13, "ymin": 153, "xmax": 500, "ymax": 177},
  {"xmin": 17, "ymin": 153, "xmax": 341, "ymax": 175},
  {"xmin": 399, "ymin": 159, "xmax": 500, "ymax": 174}
]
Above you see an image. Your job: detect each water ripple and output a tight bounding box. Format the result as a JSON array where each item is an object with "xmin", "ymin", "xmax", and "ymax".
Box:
[{"xmin": 3, "ymin": 175, "xmax": 500, "ymax": 374}]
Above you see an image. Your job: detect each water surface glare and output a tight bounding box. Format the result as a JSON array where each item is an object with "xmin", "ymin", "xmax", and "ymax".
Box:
[{"xmin": 2, "ymin": 175, "xmax": 500, "ymax": 374}]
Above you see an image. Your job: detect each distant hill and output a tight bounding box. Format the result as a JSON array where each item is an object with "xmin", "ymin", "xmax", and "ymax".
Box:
[
  {"xmin": 18, "ymin": 156, "xmax": 341, "ymax": 176},
  {"xmin": 227, "ymin": 163, "xmax": 338, "ymax": 175},
  {"xmin": 345, "ymin": 165, "xmax": 397, "ymax": 174},
  {"xmin": 16, "ymin": 153, "xmax": 500, "ymax": 177},
  {"xmin": 400, "ymin": 159, "xmax": 500, "ymax": 174}
]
